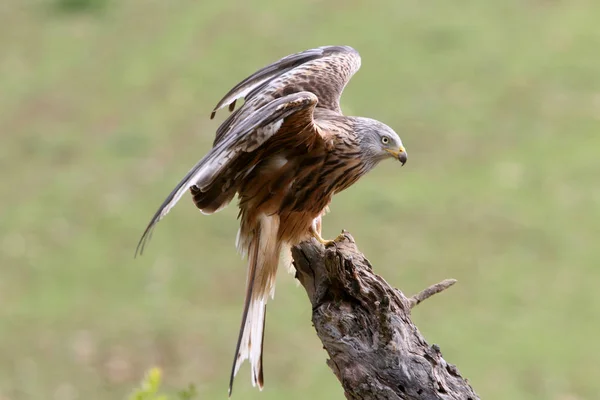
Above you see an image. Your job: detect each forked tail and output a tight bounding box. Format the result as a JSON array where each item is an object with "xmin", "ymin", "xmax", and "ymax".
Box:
[{"xmin": 229, "ymin": 215, "xmax": 280, "ymax": 396}]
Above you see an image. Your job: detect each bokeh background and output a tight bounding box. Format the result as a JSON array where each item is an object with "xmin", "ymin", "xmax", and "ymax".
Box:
[{"xmin": 2, "ymin": 0, "xmax": 599, "ymax": 399}]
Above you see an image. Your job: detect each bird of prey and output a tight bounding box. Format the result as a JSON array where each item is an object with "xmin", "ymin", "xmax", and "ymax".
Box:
[{"xmin": 135, "ymin": 45, "xmax": 407, "ymax": 395}]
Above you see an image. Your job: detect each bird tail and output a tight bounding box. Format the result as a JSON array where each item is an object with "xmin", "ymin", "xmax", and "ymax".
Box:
[{"xmin": 229, "ymin": 214, "xmax": 280, "ymax": 396}]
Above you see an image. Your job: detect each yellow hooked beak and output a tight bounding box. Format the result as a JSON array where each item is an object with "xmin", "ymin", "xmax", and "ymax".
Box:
[{"xmin": 386, "ymin": 146, "xmax": 407, "ymax": 165}]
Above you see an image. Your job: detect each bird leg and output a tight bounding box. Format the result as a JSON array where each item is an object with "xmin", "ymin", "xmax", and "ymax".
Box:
[
  {"xmin": 310, "ymin": 226, "xmax": 335, "ymax": 247},
  {"xmin": 314, "ymin": 215, "xmax": 323, "ymax": 236},
  {"xmin": 310, "ymin": 217, "xmax": 336, "ymax": 247}
]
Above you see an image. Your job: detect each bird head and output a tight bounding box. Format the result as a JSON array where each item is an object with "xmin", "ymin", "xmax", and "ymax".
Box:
[{"xmin": 355, "ymin": 117, "xmax": 407, "ymax": 166}]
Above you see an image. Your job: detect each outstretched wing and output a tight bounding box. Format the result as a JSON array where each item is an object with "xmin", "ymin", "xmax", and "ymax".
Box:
[
  {"xmin": 136, "ymin": 45, "xmax": 361, "ymax": 256},
  {"xmin": 211, "ymin": 45, "xmax": 361, "ymax": 145},
  {"xmin": 135, "ymin": 92, "xmax": 319, "ymax": 257}
]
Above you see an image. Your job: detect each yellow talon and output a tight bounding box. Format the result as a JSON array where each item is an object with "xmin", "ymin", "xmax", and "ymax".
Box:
[{"xmin": 310, "ymin": 226, "xmax": 336, "ymax": 247}]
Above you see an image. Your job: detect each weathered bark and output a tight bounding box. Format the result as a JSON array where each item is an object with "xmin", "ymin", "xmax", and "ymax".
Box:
[{"xmin": 291, "ymin": 231, "xmax": 480, "ymax": 400}]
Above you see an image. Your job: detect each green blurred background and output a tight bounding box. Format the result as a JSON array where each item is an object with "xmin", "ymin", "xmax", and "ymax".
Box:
[{"xmin": 1, "ymin": 0, "xmax": 599, "ymax": 399}]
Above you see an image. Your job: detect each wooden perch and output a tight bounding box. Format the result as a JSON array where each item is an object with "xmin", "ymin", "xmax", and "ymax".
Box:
[{"xmin": 291, "ymin": 231, "xmax": 480, "ymax": 400}]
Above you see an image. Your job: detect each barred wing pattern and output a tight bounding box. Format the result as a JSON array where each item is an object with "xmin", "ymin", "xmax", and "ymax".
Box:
[
  {"xmin": 135, "ymin": 92, "xmax": 319, "ymax": 256},
  {"xmin": 211, "ymin": 45, "xmax": 361, "ymax": 129}
]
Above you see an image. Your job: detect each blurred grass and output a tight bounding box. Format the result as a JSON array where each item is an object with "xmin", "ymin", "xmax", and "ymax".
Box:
[
  {"xmin": 50, "ymin": 0, "xmax": 109, "ymax": 14},
  {"xmin": 1, "ymin": 0, "xmax": 599, "ymax": 399}
]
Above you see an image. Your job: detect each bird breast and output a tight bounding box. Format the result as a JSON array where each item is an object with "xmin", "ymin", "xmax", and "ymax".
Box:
[{"xmin": 238, "ymin": 138, "xmax": 366, "ymax": 245}]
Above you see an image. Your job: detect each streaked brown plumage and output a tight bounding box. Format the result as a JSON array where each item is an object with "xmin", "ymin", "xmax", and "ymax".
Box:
[{"xmin": 135, "ymin": 45, "xmax": 407, "ymax": 395}]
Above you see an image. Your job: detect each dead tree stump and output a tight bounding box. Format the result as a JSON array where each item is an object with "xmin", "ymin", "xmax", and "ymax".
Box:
[{"xmin": 291, "ymin": 231, "xmax": 480, "ymax": 400}]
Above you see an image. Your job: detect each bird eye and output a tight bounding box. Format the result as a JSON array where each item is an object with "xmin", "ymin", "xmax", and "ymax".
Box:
[{"xmin": 381, "ymin": 136, "xmax": 389, "ymax": 145}]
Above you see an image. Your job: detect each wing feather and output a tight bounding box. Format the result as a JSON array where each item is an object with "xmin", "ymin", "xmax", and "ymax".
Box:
[
  {"xmin": 212, "ymin": 45, "xmax": 361, "ymax": 145},
  {"xmin": 135, "ymin": 92, "xmax": 318, "ymax": 256},
  {"xmin": 210, "ymin": 47, "xmax": 324, "ymax": 119}
]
